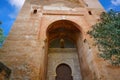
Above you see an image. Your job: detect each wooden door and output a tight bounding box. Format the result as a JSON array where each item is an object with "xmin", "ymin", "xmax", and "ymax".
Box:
[{"xmin": 56, "ymin": 64, "xmax": 73, "ymax": 80}]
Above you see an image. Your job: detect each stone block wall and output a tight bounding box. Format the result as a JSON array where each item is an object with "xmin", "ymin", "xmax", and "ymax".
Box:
[{"xmin": 0, "ymin": 0, "xmax": 120, "ymax": 80}]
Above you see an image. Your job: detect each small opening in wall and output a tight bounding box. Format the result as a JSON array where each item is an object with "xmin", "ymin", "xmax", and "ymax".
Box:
[
  {"xmin": 88, "ymin": 11, "xmax": 92, "ymax": 15},
  {"xmin": 33, "ymin": 9, "xmax": 37, "ymax": 14},
  {"xmin": 84, "ymin": 39, "xmax": 87, "ymax": 43}
]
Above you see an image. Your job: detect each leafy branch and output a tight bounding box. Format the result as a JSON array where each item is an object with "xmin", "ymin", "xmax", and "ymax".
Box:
[
  {"xmin": 0, "ymin": 21, "xmax": 5, "ymax": 47},
  {"xmin": 88, "ymin": 10, "xmax": 120, "ymax": 66}
]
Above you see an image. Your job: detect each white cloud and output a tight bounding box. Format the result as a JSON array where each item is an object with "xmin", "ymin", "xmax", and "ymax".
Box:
[
  {"xmin": 8, "ymin": 0, "xmax": 25, "ymax": 19},
  {"xmin": 111, "ymin": 0, "xmax": 120, "ymax": 6},
  {"xmin": 9, "ymin": 0, "xmax": 25, "ymax": 9}
]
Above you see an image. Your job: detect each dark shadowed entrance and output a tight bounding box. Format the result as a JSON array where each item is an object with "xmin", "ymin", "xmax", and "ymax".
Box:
[{"xmin": 56, "ymin": 64, "xmax": 73, "ymax": 80}]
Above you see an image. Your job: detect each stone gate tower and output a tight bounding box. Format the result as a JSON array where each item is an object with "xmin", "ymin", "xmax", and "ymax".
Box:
[{"xmin": 0, "ymin": 0, "xmax": 120, "ymax": 80}]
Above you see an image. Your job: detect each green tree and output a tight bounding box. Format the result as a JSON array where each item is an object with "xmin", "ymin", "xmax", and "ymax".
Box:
[
  {"xmin": 88, "ymin": 10, "xmax": 120, "ymax": 66},
  {"xmin": 0, "ymin": 21, "xmax": 5, "ymax": 46}
]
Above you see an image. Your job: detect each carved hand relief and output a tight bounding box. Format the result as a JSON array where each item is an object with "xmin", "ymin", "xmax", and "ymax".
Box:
[{"xmin": 42, "ymin": 0, "xmax": 82, "ymax": 10}]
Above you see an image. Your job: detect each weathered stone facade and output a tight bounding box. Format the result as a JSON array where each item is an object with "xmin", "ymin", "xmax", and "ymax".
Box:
[{"xmin": 0, "ymin": 0, "xmax": 120, "ymax": 80}]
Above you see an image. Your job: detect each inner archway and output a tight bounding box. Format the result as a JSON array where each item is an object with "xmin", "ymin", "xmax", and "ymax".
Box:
[
  {"xmin": 46, "ymin": 20, "xmax": 82, "ymax": 80},
  {"xmin": 56, "ymin": 63, "xmax": 73, "ymax": 80}
]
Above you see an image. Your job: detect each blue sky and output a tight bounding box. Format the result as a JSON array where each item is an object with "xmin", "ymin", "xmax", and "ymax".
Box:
[{"xmin": 0, "ymin": 0, "xmax": 120, "ymax": 36}]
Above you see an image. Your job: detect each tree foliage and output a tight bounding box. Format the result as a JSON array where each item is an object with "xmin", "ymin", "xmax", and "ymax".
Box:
[
  {"xmin": 0, "ymin": 21, "xmax": 5, "ymax": 46},
  {"xmin": 88, "ymin": 10, "xmax": 120, "ymax": 66}
]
